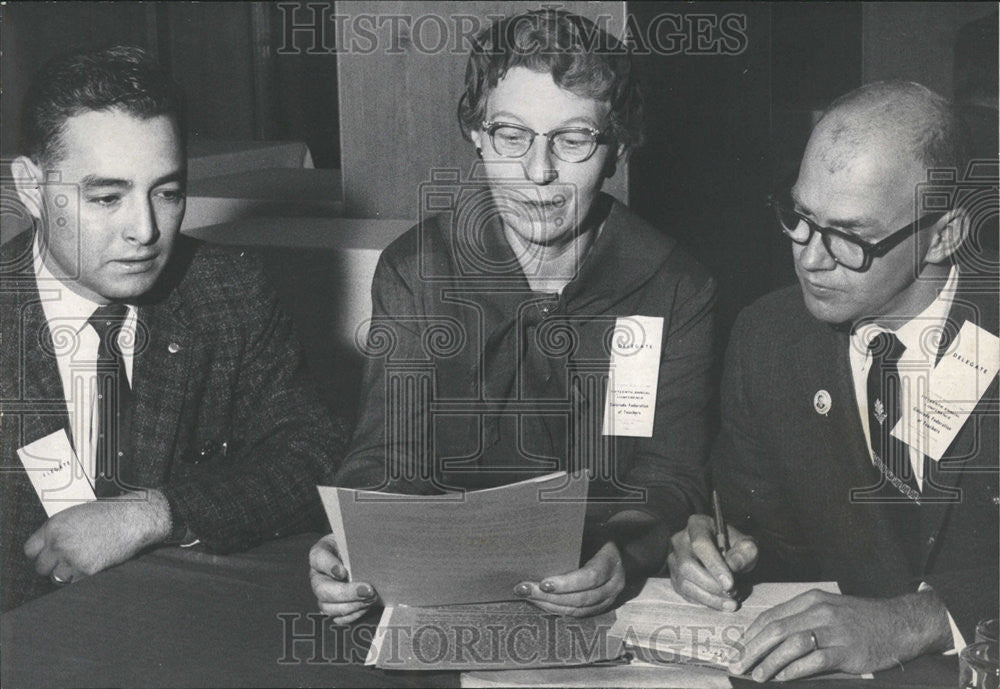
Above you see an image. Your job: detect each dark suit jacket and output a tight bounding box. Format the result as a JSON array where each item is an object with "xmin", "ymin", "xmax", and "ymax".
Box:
[
  {"xmin": 712, "ymin": 269, "xmax": 999, "ymax": 642},
  {"xmin": 1, "ymin": 231, "xmax": 345, "ymax": 611}
]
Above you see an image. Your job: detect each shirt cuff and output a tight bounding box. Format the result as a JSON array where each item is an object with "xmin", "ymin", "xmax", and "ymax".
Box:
[
  {"xmin": 919, "ymin": 581, "xmax": 967, "ymax": 654},
  {"xmin": 161, "ymin": 490, "xmax": 200, "ymax": 547}
]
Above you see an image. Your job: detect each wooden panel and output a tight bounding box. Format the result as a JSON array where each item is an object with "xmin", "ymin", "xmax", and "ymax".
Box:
[{"xmin": 336, "ymin": 2, "xmax": 628, "ymax": 220}]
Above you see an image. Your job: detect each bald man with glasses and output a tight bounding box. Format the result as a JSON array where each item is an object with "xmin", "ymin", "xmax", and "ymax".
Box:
[{"xmin": 668, "ymin": 81, "xmax": 998, "ymax": 681}]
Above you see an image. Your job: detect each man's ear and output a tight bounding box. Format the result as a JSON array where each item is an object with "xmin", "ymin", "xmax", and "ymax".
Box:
[
  {"xmin": 10, "ymin": 156, "xmax": 44, "ymax": 221},
  {"xmin": 470, "ymin": 129, "xmax": 483, "ymax": 156},
  {"xmin": 924, "ymin": 208, "xmax": 969, "ymax": 264}
]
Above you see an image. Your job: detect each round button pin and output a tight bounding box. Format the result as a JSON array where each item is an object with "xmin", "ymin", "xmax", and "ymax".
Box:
[
  {"xmin": 167, "ymin": 342, "xmax": 181, "ymax": 354},
  {"xmin": 814, "ymin": 389, "xmax": 831, "ymax": 415}
]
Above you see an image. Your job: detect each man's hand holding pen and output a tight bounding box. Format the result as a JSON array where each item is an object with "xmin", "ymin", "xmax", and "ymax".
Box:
[
  {"xmin": 667, "ymin": 495, "xmax": 953, "ymax": 681},
  {"xmin": 667, "ymin": 494, "xmax": 759, "ymax": 612}
]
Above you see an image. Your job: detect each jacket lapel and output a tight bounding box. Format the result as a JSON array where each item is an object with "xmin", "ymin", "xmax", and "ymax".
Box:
[
  {"xmin": 2, "ymin": 230, "xmax": 71, "ymax": 448},
  {"xmin": 129, "ymin": 294, "xmax": 192, "ymax": 487},
  {"xmin": 785, "ymin": 315, "xmax": 914, "ymax": 577},
  {"xmin": 17, "ymin": 289, "xmax": 70, "ymax": 447},
  {"xmin": 788, "ymin": 321, "xmax": 872, "ymax": 491}
]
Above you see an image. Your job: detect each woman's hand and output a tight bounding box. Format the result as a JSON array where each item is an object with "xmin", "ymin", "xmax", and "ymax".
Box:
[
  {"xmin": 514, "ymin": 540, "xmax": 626, "ymax": 617},
  {"xmin": 309, "ymin": 534, "xmax": 379, "ymax": 624}
]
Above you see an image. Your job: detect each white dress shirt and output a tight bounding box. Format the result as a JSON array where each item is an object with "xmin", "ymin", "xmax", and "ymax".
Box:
[
  {"xmin": 847, "ymin": 264, "xmax": 966, "ymax": 652},
  {"xmin": 848, "ymin": 265, "xmax": 959, "ymax": 491},
  {"xmin": 33, "ymin": 237, "xmax": 137, "ymax": 486}
]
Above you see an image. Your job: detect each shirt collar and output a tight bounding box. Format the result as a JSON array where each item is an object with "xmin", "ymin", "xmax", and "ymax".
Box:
[
  {"xmin": 851, "ymin": 264, "xmax": 960, "ymax": 354},
  {"xmin": 33, "ymin": 235, "xmax": 102, "ymax": 332},
  {"xmin": 894, "ymin": 264, "xmax": 959, "ymax": 353}
]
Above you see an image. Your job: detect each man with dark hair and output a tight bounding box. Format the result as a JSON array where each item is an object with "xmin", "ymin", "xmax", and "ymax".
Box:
[
  {"xmin": 1, "ymin": 46, "xmax": 344, "ymax": 611},
  {"xmin": 668, "ymin": 81, "xmax": 998, "ymax": 681}
]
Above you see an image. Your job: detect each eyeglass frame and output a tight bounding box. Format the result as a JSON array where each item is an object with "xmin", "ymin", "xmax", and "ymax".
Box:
[
  {"xmin": 480, "ymin": 120, "xmax": 610, "ymax": 163},
  {"xmin": 767, "ymin": 194, "xmax": 947, "ymax": 272}
]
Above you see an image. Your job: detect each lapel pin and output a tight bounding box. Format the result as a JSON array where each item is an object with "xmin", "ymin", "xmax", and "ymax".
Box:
[
  {"xmin": 813, "ymin": 389, "xmax": 831, "ymax": 416},
  {"xmin": 167, "ymin": 342, "xmax": 181, "ymax": 354}
]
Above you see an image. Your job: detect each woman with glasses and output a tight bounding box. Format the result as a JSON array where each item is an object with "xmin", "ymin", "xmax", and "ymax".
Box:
[{"xmin": 310, "ymin": 9, "xmax": 717, "ymax": 621}]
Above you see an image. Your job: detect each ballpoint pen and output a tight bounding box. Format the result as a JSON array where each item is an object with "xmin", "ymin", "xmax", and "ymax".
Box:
[{"xmin": 712, "ymin": 489, "xmax": 731, "ymax": 554}]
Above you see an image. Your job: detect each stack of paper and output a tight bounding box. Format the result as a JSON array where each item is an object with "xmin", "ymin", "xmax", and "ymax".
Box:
[
  {"xmin": 458, "ymin": 579, "xmax": 870, "ymax": 687},
  {"xmin": 366, "ymin": 602, "xmax": 622, "ymax": 671},
  {"xmin": 610, "ymin": 579, "xmax": 841, "ymax": 668}
]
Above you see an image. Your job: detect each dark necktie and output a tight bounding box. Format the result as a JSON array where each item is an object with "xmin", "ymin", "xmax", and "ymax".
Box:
[
  {"xmin": 87, "ymin": 304, "xmax": 134, "ymax": 497},
  {"xmin": 866, "ymin": 331, "xmax": 919, "ymax": 500}
]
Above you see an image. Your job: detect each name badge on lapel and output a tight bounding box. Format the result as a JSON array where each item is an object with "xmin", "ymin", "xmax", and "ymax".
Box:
[
  {"xmin": 891, "ymin": 321, "xmax": 999, "ymax": 461},
  {"xmin": 602, "ymin": 315, "xmax": 664, "ymax": 438},
  {"xmin": 17, "ymin": 429, "xmax": 96, "ymax": 516}
]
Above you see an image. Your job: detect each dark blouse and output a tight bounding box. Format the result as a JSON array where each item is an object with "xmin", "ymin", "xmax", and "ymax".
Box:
[{"xmin": 337, "ymin": 190, "xmax": 717, "ymax": 565}]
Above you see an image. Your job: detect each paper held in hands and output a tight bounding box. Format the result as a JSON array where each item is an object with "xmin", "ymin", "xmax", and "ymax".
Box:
[{"xmin": 317, "ymin": 471, "xmax": 588, "ymax": 606}]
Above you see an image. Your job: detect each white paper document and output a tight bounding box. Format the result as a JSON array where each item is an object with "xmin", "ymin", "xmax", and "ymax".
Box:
[
  {"xmin": 318, "ymin": 471, "xmax": 588, "ymax": 606},
  {"xmin": 17, "ymin": 429, "xmax": 95, "ymax": 516},
  {"xmin": 602, "ymin": 315, "xmax": 663, "ymax": 438},
  {"xmin": 891, "ymin": 321, "xmax": 1000, "ymax": 460}
]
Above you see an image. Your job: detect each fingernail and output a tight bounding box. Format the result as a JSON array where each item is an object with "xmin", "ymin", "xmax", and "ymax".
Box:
[
  {"xmin": 331, "ymin": 564, "xmax": 347, "ymax": 580},
  {"xmin": 721, "ymin": 575, "xmax": 733, "ymax": 590},
  {"xmin": 514, "ymin": 583, "xmax": 531, "ymax": 598},
  {"xmin": 723, "ymin": 599, "xmax": 737, "ymax": 612},
  {"xmin": 355, "ymin": 583, "xmax": 375, "ymax": 599},
  {"xmin": 729, "ymin": 663, "xmax": 742, "ymax": 675},
  {"xmin": 539, "ymin": 581, "xmax": 556, "ymax": 593},
  {"xmin": 753, "ymin": 668, "xmax": 764, "ymax": 682}
]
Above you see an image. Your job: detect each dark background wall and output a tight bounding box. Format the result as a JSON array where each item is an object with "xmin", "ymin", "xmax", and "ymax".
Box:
[
  {"xmin": 0, "ymin": 2, "xmax": 340, "ymax": 167},
  {"xmin": 628, "ymin": 2, "xmax": 996, "ymax": 338}
]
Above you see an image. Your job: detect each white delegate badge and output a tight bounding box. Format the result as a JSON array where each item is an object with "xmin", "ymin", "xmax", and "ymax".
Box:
[
  {"xmin": 17, "ymin": 429, "xmax": 96, "ymax": 516},
  {"xmin": 602, "ymin": 315, "xmax": 664, "ymax": 438},
  {"xmin": 891, "ymin": 321, "xmax": 1000, "ymax": 461}
]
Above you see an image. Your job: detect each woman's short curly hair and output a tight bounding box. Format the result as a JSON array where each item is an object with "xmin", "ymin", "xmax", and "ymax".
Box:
[{"xmin": 457, "ymin": 9, "xmax": 644, "ymax": 152}]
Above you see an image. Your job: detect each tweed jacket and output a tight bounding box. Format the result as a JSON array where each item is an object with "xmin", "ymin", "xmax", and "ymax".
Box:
[
  {"xmin": 1, "ymin": 231, "xmax": 345, "ymax": 611},
  {"xmin": 712, "ymin": 268, "xmax": 999, "ymax": 641},
  {"xmin": 337, "ymin": 192, "xmax": 717, "ymax": 568}
]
